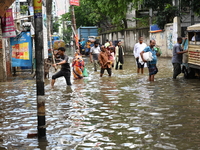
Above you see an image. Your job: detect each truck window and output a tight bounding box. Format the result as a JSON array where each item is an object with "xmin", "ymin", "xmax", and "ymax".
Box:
[{"xmin": 189, "ymin": 32, "xmax": 200, "ymax": 45}]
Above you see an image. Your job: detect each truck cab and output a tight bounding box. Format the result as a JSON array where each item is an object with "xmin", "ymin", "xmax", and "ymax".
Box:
[{"xmin": 182, "ymin": 24, "xmax": 200, "ymax": 78}]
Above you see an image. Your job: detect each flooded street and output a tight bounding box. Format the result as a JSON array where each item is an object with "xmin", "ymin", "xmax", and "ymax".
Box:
[{"xmin": 0, "ymin": 51, "xmax": 200, "ymax": 149}]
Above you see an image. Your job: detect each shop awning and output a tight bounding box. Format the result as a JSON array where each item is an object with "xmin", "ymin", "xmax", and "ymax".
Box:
[
  {"xmin": 149, "ymin": 24, "xmax": 162, "ymax": 33},
  {"xmin": 0, "ymin": 0, "xmax": 15, "ymax": 17}
]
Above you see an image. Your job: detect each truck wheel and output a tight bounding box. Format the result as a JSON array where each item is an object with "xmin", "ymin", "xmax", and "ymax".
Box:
[
  {"xmin": 182, "ymin": 66, "xmax": 189, "ymax": 79},
  {"xmin": 188, "ymin": 68, "xmax": 196, "ymax": 79},
  {"xmin": 183, "ymin": 66, "xmax": 195, "ymax": 79}
]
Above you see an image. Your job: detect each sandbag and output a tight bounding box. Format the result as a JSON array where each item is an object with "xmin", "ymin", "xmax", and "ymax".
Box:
[
  {"xmin": 139, "ymin": 51, "xmax": 153, "ymax": 64},
  {"xmin": 53, "ymin": 40, "xmax": 65, "ymax": 50}
]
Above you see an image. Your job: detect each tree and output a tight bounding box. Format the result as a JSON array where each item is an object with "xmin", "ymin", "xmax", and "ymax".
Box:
[
  {"xmin": 143, "ymin": 0, "xmax": 200, "ymax": 29},
  {"xmin": 70, "ymin": 0, "xmax": 142, "ymax": 30},
  {"xmin": 53, "ymin": 21, "xmax": 60, "ymax": 33},
  {"xmin": 67, "ymin": 0, "xmax": 200, "ymax": 32},
  {"xmin": 85, "ymin": 0, "xmax": 141, "ymax": 29},
  {"xmin": 142, "ymin": 0, "xmax": 178, "ymax": 29},
  {"xmin": 181, "ymin": 0, "xmax": 200, "ymax": 16}
]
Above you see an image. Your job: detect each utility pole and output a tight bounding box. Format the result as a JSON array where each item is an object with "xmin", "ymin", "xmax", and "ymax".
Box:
[
  {"xmin": 34, "ymin": 0, "xmax": 46, "ymax": 138},
  {"xmin": 71, "ymin": 5, "xmax": 77, "ymax": 32},
  {"xmin": 46, "ymin": 0, "xmax": 52, "ymax": 38},
  {"xmin": 71, "ymin": 5, "xmax": 79, "ymax": 49},
  {"xmin": 149, "ymin": 8, "xmax": 153, "ymax": 26},
  {"xmin": 190, "ymin": 0, "xmax": 194, "ymax": 25},
  {"xmin": 46, "ymin": 0, "xmax": 57, "ymax": 70}
]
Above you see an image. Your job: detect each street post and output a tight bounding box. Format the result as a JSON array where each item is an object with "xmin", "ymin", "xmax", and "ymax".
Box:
[{"xmin": 34, "ymin": 0, "xmax": 46, "ymax": 138}]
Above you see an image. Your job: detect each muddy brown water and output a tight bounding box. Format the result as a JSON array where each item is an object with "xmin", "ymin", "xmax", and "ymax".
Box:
[{"xmin": 0, "ymin": 51, "xmax": 200, "ymax": 149}]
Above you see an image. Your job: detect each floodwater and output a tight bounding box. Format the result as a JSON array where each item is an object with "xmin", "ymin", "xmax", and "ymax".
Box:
[{"xmin": 0, "ymin": 50, "xmax": 200, "ymax": 150}]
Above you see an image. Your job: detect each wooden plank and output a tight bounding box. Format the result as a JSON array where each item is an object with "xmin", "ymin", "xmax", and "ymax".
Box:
[
  {"xmin": 188, "ymin": 44, "xmax": 200, "ymax": 67},
  {"xmin": 188, "ymin": 45, "xmax": 200, "ymax": 49}
]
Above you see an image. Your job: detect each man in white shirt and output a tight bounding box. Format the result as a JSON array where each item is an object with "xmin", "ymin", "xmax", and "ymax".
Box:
[
  {"xmin": 133, "ymin": 37, "xmax": 147, "ymax": 74},
  {"xmin": 90, "ymin": 41, "xmax": 101, "ymax": 71}
]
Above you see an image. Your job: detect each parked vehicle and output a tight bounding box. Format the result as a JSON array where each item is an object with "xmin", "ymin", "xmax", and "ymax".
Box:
[
  {"xmin": 182, "ymin": 24, "xmax": 200, "ymax": 78},
  {"xmin": 78, "ymin": 26, "xmax": 98, "ymax": 41}
]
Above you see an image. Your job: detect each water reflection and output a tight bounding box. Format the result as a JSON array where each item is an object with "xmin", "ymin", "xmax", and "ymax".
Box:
[
  {"xmin": 38, "ymin": 137, "xmax": 48, "ymax": 150},
  {"xmin": 0, "ymin": 54, "xmax": 200, "ymax": 149}
]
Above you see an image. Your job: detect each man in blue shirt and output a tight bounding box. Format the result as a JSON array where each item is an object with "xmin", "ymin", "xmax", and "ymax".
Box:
[
  {"xmin": 80, "ymin": 38, "xmax": 86, "ymax": 55},
  {"xmin": 172, "ymin": 37, "xmax": 188, "ymax": 79},
  {"xmin": 140, "ymin": 40, "xmax": 160, "ymax": 82}
]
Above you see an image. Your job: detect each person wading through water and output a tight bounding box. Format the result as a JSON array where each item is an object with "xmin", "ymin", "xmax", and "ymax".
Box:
[
  {"xmin": 115, "ymin": 41, "xmax": 124, "ymax": 70},
  {"xmin": 98, "ymin": 45, "xmax": 112, "ymax": 77},
  {"xmin": 51, "ymin": 47, "xmax": 72, "ymax": 87}
]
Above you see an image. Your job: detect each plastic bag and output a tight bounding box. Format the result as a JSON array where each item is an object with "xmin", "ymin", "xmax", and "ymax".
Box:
[
  {"xmin": 154, "ymin": 47, "xmax": 162, "ymax": 55},
  {"xmin": 83, "ymin": 67, "xmax": 89, "ymax": 77}
]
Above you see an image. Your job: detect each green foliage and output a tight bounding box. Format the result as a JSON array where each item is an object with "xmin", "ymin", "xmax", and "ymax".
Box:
[
  {"xmin": 143, "ymin": 1, "xmax": 178, "ymax": 29},
  {"xmin": 143, "ymin": 0, "xmax": 170, "ymax": 11},
  {"xmin": 20, "ymin": 5, "xmax": 28, "ymax": 14},
  {"xmin": 54, "ymin": 13, "xmax": 73, "ymax": 43},
  {"xmin": 71, "ymin": 0, "xmax": 142, "ymax": 30},
  {"xmin": 133, "ymin": 16, "xmax": 149, "ymax": 27},
  {"xmin": 62, "ymin": 27, "xmax": 72, "ymax": 44},
  {"xmin": 181, "ymin": 0, "xmax": 200, "ymax": 16},
  {"xmin": 60, "ymin": 13, "xmax": 71, "ymax": 21},
  {"xmin": 155, "ymin": 4, "xmax": 178, "ymax": 29},
  {"xmin": 143, "ymin": 0, "xmax": 200, "ymax": 29},
  {"xmin": 53, "ymin": 21, "xmax": 60, "ymax": 33},
  {"xmin": 73, "ymin": 0, "xmax": 99, "ymax": 28},
  {"xmin": 63, "ymin": 0, "xmax": 200, "ymax": 32}
]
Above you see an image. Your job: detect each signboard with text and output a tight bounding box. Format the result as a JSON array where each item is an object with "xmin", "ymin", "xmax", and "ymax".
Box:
[
  {"xmin": 10, "ymin": 32, "xmax": 32, "ymax": 68},
  {"xmin": 34, "ymin": 0, "xmax": 42, "ymax": 18},
  {"xmin": 70, "ymin": 0, "xmax": 80, "ymax": 6},
  {"xmin": 1, "ymin": 8, "xmax": 16, "ymax": 38}
]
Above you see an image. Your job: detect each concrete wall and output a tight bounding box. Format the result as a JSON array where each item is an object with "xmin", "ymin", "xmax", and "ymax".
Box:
[
  {"xmin": 100, "ymin": 27, "xmax": 150, "ymax": 55},
  {"xmin": 150, "ymin": 24, "xmax": 174, "ymax": 57},
  {"xmin": 126, "ymin": 9, "xmax": 136, "ymax": 28},
  {"xmin": 150, "ymin": 17, "xmax": 181, "ymax": 57}
]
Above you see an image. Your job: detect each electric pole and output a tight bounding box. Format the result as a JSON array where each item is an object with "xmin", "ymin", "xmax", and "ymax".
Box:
[
  {"xmin": 71, "ymin": 5, "xmax": 79, "ymax": 49},
  {"xmin": 34, "ymin": 0, "xmax": 46, "ymax": 138}
]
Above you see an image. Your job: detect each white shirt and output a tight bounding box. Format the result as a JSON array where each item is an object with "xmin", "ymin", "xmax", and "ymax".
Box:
[
  {"xmin": 90, "ymin": 46, "xmax": 101, "ymax": 54},
  {"xmin": 133, "ymin": 42, "xmax": 147, "ymax": 58}
]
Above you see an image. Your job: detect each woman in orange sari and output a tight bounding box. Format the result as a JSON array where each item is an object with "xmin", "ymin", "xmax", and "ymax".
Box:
[{"xmin": 72, "ymin": 53, "xmax": 84, "ymax": 79}]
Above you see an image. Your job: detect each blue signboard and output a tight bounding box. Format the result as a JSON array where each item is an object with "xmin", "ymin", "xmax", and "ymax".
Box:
[{"xmin": 10, "ymin": 32, "xmax": 32, "ymax": 68}]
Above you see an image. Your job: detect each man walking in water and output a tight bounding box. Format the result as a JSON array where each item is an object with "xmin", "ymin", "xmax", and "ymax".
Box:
[
  {"xmin": 140, "ymin": 40, "xmax": 160, "ymax": 82},
  {"xmin": 98, "ymin": 45, "xmax": 112, "ymax": 77},
  {"xmin": 90, "ymin": 41, "xmax": 101, "ymax": 71},
  {"xmin": 133, "ymin": 37, "xmax": 147, "ymax": 74},
  {"xmin": 51, "ymin": 47, "xmax": 72, "ymax": 87},
  {"xmin": 115, "ymin": 41, "xmax": 124, "ymax": 70},
  {"xmin": 172, "ymin": 37, "xmax": 188, "ymax": 79}
]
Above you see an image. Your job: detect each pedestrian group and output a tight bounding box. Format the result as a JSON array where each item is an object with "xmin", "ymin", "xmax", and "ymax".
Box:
[{"xmin": 51, "ymin": 36, "xmax": 187, "ymax": 87}]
